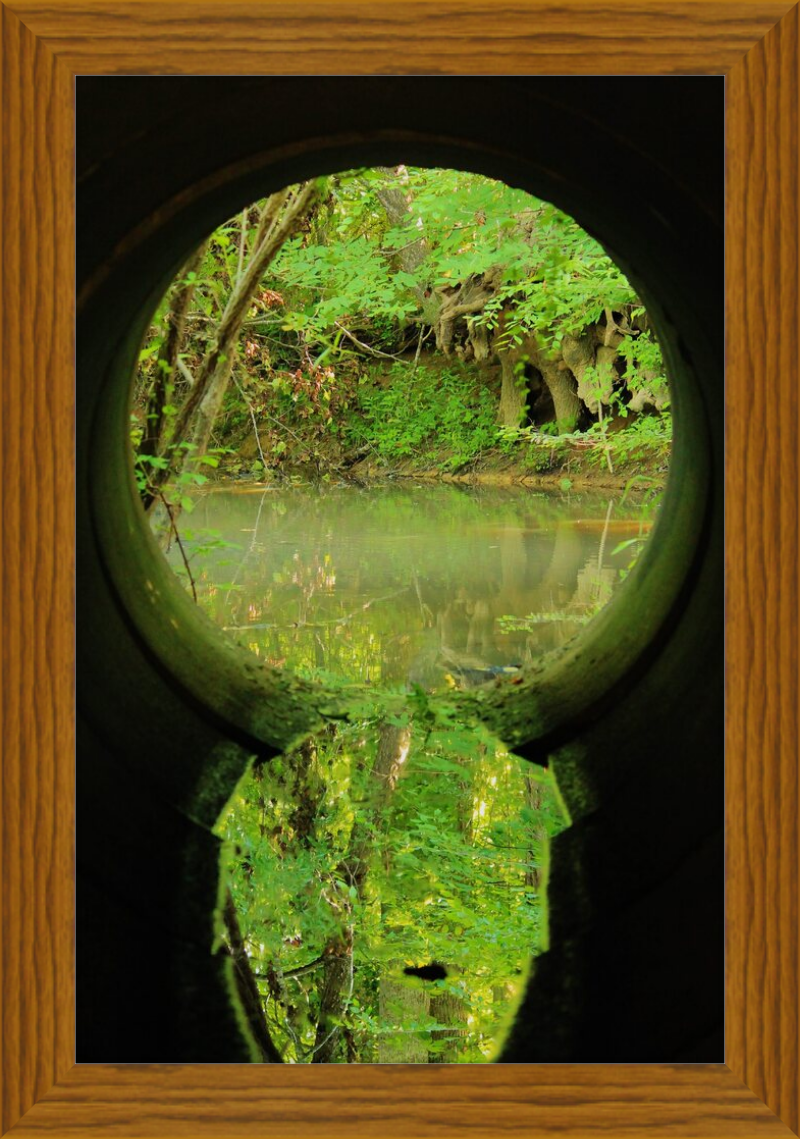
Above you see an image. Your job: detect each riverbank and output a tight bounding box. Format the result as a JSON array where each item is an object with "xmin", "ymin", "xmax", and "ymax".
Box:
[
  {"xmin": 222, "ymin": 438, "xmax": 668, "ymax": 494},
  {"xmin": 343, "ymin": 447, "xmax": 666, "ymax": 492},
  {"xmin": 216, "ymin": 356, "xmax": 670, "ymax": 494}
]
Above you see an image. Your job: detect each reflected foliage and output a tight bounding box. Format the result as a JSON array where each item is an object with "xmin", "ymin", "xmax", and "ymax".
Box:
[
  {"xmin": 216, "ymin": 716, "xmax": 566, "ymax": 1062},
  {"xmin": 190, "ymin": 484, "xmax": 647, "ymax": 1061},
  {"xmin": 170, "ymin": 483, "xmax": 648, "ymax": 693}
]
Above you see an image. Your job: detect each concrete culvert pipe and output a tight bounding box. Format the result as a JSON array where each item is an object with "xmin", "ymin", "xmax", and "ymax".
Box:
[{"xmin": 77, "ymin": 77, "xmax": 723, "ymax": 1062}]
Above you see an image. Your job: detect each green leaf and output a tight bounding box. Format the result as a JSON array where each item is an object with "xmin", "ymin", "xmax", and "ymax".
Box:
[{"xmin": 138, "ymin": 342, "xmax": 161, "ymax": 362}]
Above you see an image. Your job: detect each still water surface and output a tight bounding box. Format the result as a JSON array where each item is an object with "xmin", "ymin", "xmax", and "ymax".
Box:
[{"xmin": 170, "ymin": 481, "xmax": 650, "ymax": 690}]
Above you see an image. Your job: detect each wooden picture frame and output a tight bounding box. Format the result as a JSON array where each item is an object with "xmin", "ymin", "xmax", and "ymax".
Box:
[{"xmin": 1, "ymin": 3, "xmax": 797, "ymax": 1136}]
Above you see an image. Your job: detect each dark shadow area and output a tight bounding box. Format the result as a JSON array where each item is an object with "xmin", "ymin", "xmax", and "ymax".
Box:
[{"xmin": 77, "ymin": 77, "xmax": 723, "ymax": 1062}]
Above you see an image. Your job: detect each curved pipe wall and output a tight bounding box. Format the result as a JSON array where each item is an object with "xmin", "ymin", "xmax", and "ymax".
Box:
[{"xmin": 77, "ymin": 77, "xmax": 724, "ymax": 1062}]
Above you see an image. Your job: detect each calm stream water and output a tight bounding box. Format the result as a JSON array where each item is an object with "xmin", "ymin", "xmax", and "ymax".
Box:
[{"xmin": 170, "ymin": 481, "xmax": 651, "ymax": 690}]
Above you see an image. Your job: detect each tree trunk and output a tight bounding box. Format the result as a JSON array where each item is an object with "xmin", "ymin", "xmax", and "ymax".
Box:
[
  {"xmin": 594, "ymin": 344, "xmax": 618, "ymax": 409},
  {"xmin": 374, "ymin": 167, "xmax": 436, "ymax": 322},
  {"xmin": 523, "ymin": 776, "xmax": 548, "ymax": 894},
  {"xmin": 378, "ymin": 976, "xmax": 430, "ymax": 1063},
  {"xmin": 538, "ymin": 360, "xmax": 581, "ymax": 433},
  {"xmin": 561, "ymin": 331, "xmax": 602, "ymax": 413},
  {"xmin": 310, "ymin": 947, "xmax": 353, "ymax": 1063},
  {"xmin": 436, "ymin": 270, "xmax": 499, "ymax": 357},
  {"xmin": 497, "ymin": 318, "xmax": 582, "ymax": 434},
  {"xmin": 137, "ymin": 239, "xmax": 208, "ymax": 476},
  {"xmin": 375, "ymin": 169, "xmax": 428, "ymax": 277},
  {"xmin": 428, "ymin": 987, "xmax": 469, "ymax": 1062},
  {"xmin": 145, "ymin": 181, "xmax": 321, "ymax": 504},
  {"xmin": 498, "ymin": 350, "xmax": 528, "ymax": 428},
  {"xmin": 187, "ymin": 185, "xmax": 319, "ymax": 462},
  {"xmin": 311, "ymin": 722, "xmax": 411, "ymax": 1062},
  {"xmin": 375, "ymin": 170, "xmax": 501, "ymax": 353},
  {"xmin": 495, "ymin": 310, "xmax": 533, "ymax": 428},
  {"xmin": 469, "ymin": 321, "xmax": 492, "ymax": 362}
]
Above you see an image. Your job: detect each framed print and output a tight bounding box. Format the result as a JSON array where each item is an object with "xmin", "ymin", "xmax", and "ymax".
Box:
[{"xmin": 1, "ymin": 4, "xmax": 797, "ymax": 1137}]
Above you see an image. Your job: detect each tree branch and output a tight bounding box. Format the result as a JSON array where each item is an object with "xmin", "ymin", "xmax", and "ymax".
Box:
[
  {"xmin": 137, "ymin": 239, "xmax": 207, "ymax": 474},
  {"xmin": 148, "ymin": 180, "xmax": 322, "ymax": 499},
  {"xmin": 333, "ymin": 321, "xmax": 407, "ymax": 360}
]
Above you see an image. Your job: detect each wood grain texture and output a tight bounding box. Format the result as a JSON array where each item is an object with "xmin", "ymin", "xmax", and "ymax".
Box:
[
  {"xmin": 0, "ymin": 4, "xmax": 75, "ymax": 1135},
  {"xmin": 0, "ymin": 0, "xmax": 798, "ymax": 1136},
  {"xmin": 725, "ymin": 4, "xmax": 800, "ymax": 1134},
  {"xmin": 10, "ymin": 1065, "xmax": 798, "ymax": 1137},
  {"xmin": 3, "ymin": 0, "xmax": 796, "ymax": 75}
]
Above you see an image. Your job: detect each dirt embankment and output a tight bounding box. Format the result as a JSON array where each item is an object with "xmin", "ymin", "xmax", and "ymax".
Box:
[
  {"xmin": 223, "ymin": 448, "xmax": 666, "ymax": 493},
  {"xmin": 342, "ymin": 451, "xmax": 665, "ymax": 492}
]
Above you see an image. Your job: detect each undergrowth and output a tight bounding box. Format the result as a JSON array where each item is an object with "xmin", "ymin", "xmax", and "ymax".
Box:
[{"xmin": 347, "ymin": 362, "xmax": 498, "ymax": 470}]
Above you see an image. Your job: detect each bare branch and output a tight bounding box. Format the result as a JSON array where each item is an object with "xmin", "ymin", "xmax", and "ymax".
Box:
[
  {"xmin": 333, "ymin": 321, "xmax": 406, "ymax": 361},
  {"xmin": 137, "ymin": 239, "xmax": 207, "ymax": 470}
]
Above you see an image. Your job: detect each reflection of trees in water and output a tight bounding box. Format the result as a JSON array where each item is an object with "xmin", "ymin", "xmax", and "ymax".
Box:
[
  {"xmin": 573, "ymin": 559, "xmax": 617, "ymax": 612},
  {"xmin": 223, "ymin": 514, "xmax": 622, "ymax": 689},
  {"xmin": 409, "ymin": 516, "xmax": 617, "ymax": 689},
  {"xmin": 174, "ymin": 489, "xmax": 632, "ymax": 687},
  {"xmin": 217, "ymin": 712, "xmax": 564, "ymax": 1063}
]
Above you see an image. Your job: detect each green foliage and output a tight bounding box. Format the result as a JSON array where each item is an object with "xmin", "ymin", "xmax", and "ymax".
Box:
[
  {"xmin": 128, "ymin": 158, "xmax": 675, "ymax": 1058},
  {"xmin": 495, "ymin": 411, "xmax": 671, "ymax": 476},
  {"xmin": 130, "ymin": 166, "xmax": 672, "ymax": 481},
  {"xmin": 467, "ymin": 202, "xmax": 634, "ymax": 346},
  {"xmin": 216, "ymin": 718, "xmax": 566, "ymax": 1063},
  {"xmin": 219, "ymin": 355, "xmax": 359, "ymax": 471},
  {"xmin": 584, "ymin": 412, "xmax": 672, "ymax": 468},
  {"xmin": 132, "ymin": 435, "xmax": 229, "ymax": 511},
  {"xmin": 613, "ymin": 477, "xmax": 665, "ymax": 578},
  {"xmin": 496, "ymin": 423, "xmax": 571, "ymax": 471},
  {"xmin": 616, "ymin": 327, "xmax": 669, "ymax": 402},
  {"xmin": 349, "ymin": 361, "xmax": 497, "ymax": 470}
]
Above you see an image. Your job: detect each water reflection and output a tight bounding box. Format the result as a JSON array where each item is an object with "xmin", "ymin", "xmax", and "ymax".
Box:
[
  {"xmin": 169, "ymin": 482, "xmax": 649, "ymax": 689},
  {"xmin": 182, "ymin": 482, "xmax": 653, "ymax": 1062}
]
